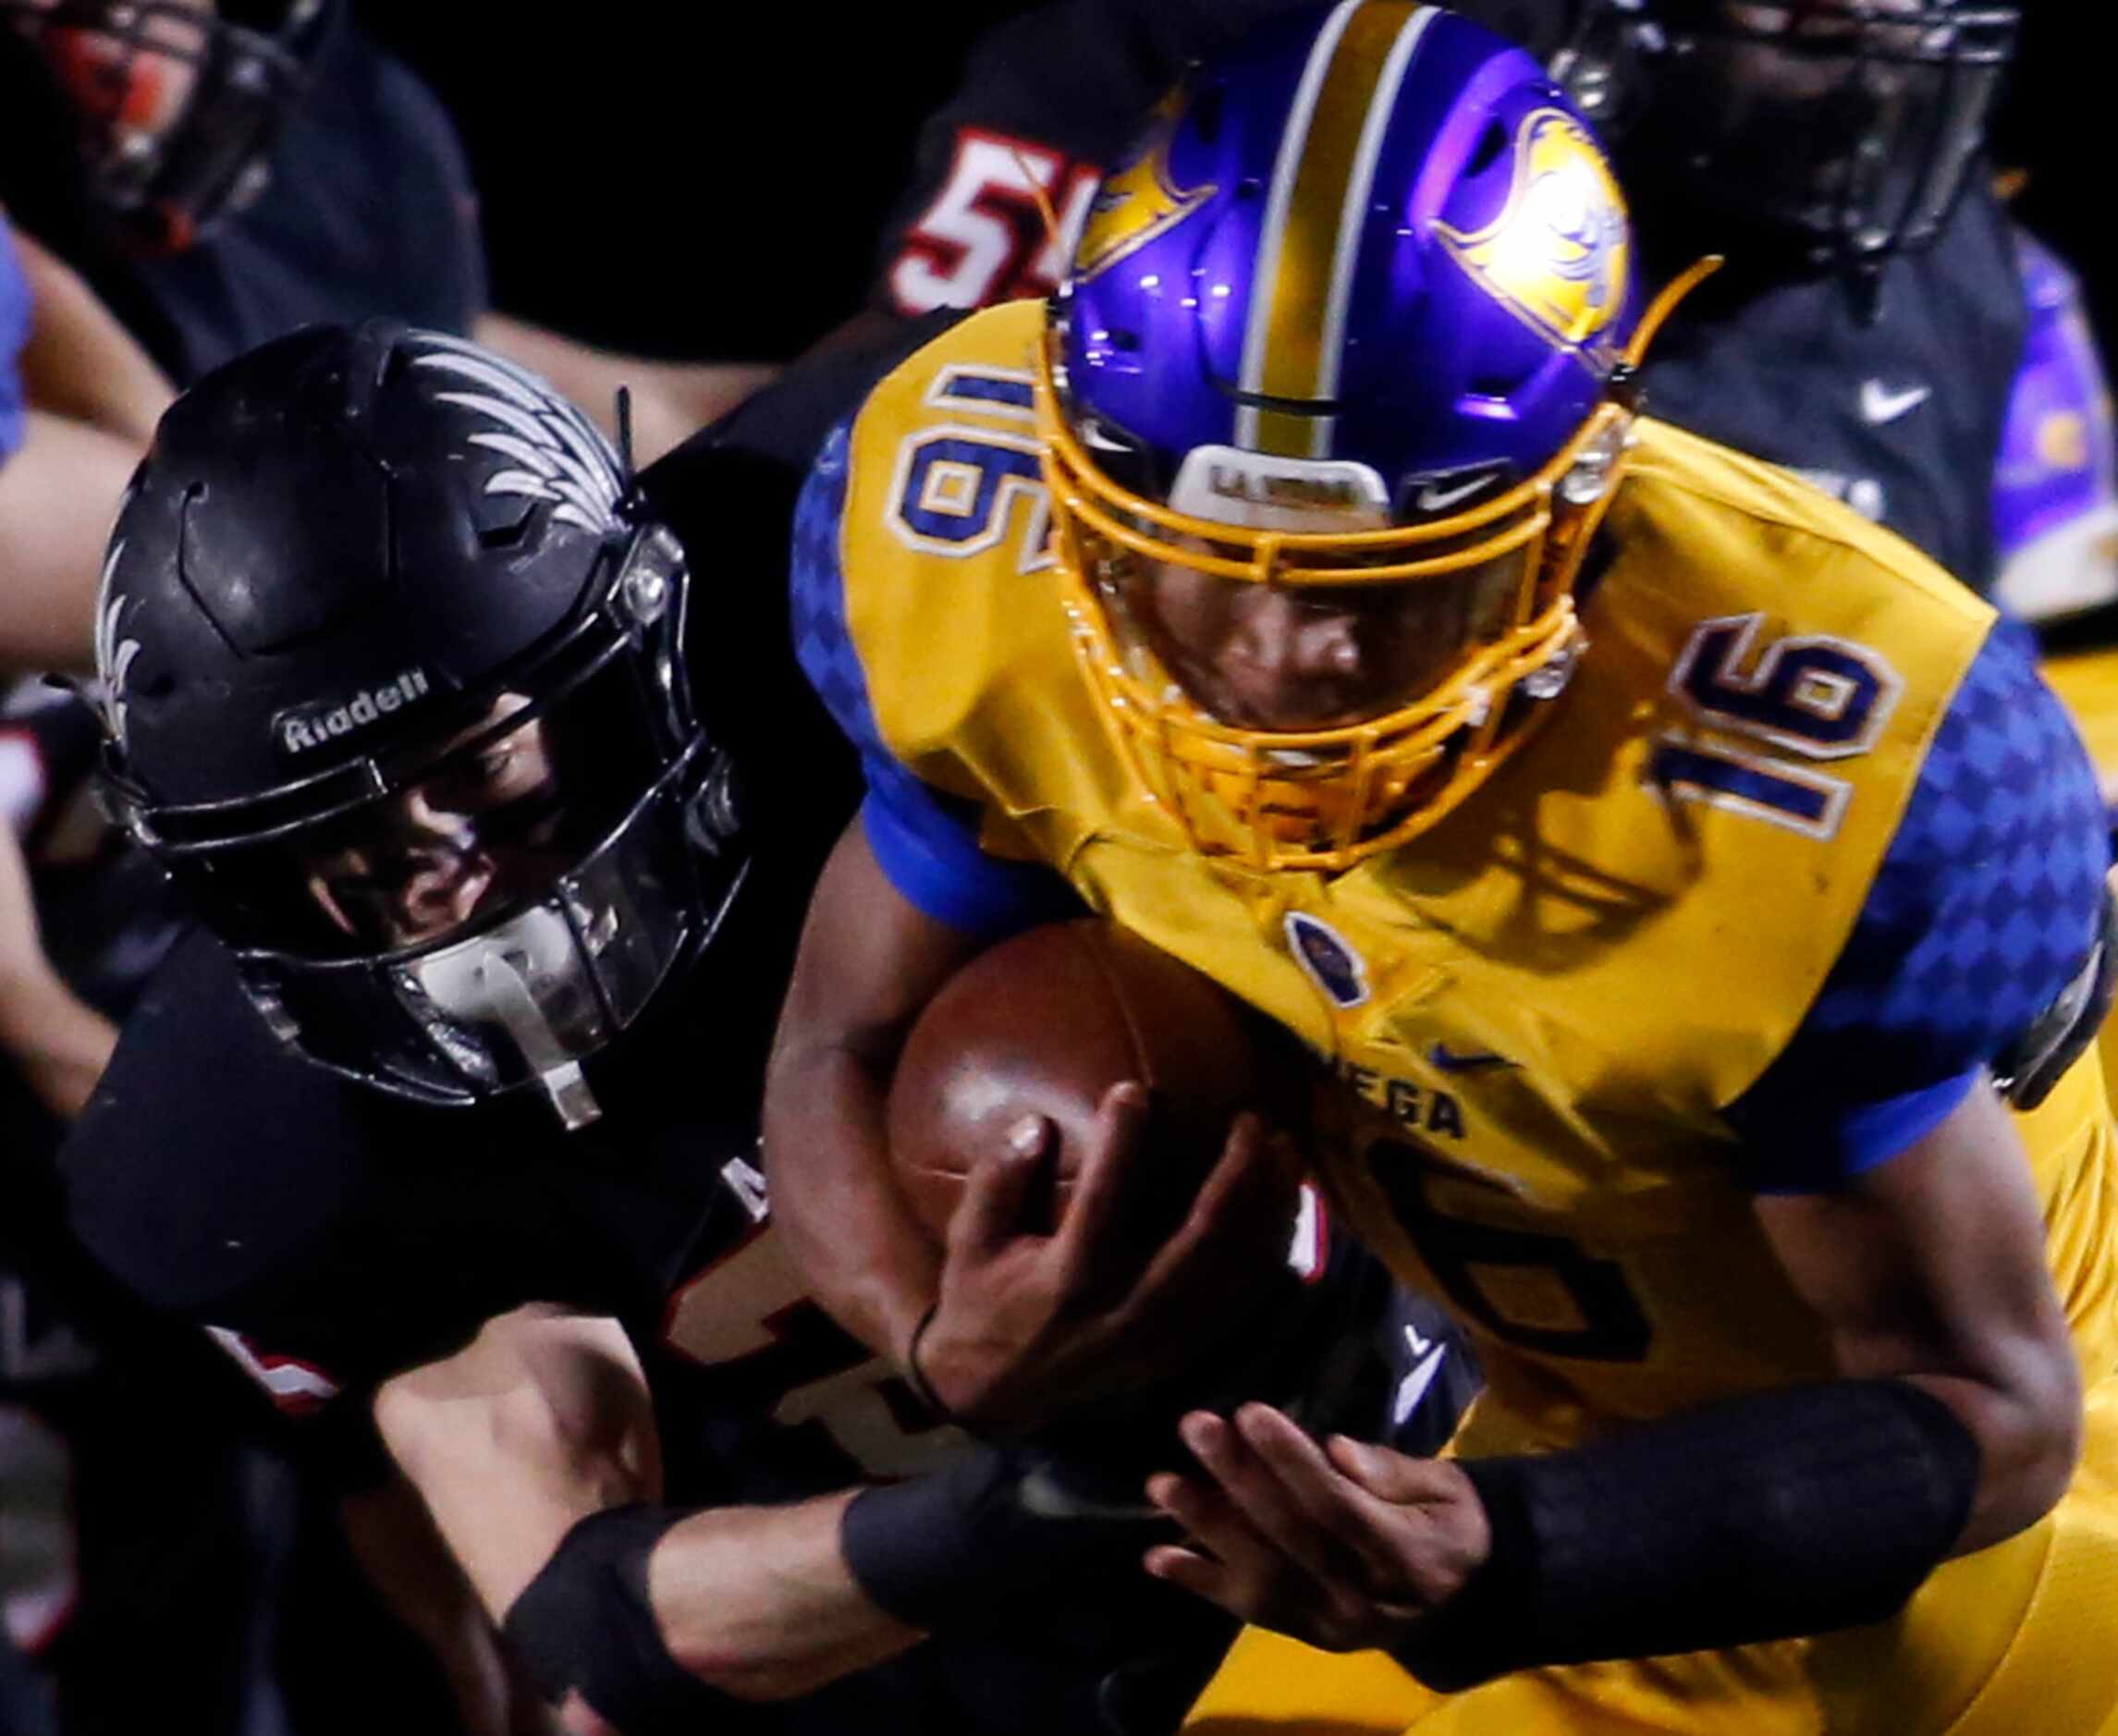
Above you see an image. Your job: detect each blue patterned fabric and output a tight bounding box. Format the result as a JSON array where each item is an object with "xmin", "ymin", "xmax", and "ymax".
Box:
[
  {"xmin": 1731, "ymin": 624, "xmax": 2112, "ymax": 1189},
  {"xmin": 790, "ymin": 418, "xmax": 1073, "ymax": 937},
  {"xmin": 0, "ymin": 215, "xmax": 30, "ymax": 465}
]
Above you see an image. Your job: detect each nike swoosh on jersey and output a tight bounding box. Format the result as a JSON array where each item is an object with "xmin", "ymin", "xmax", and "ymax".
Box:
[
  {"xmin": 1392, "ymin": 1344, "xmax": 1450, "ymax": 1427},
  {"xmin": 1859, "ymin": 380, "xmax": 1933, "ymax": 425},
  {"xmin": 1426, "ymin": 1043, "xmax": 1518, "ymax": 1074}
]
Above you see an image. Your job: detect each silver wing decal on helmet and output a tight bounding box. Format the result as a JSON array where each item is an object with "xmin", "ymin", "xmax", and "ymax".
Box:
[
  {"xmin": 93, "ymin": 539, "xmax": 141, "ymax": 748},
  {"xmin": 405, "ymin": 333, "xmax": 625, "ymax": 537}
]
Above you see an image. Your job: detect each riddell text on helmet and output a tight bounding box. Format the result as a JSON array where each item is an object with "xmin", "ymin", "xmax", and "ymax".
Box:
[{"xmin": 274, "ymin": 667, "xmax": 432, "ymax": 755}]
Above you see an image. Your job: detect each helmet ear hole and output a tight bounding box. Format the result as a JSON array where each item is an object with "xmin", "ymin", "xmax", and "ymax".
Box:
[
  {"xmin": 1190, "ymin": 81, "xmax": 1226, "ymax": 146},
  {"xmin": 1464, "ymin": 373, "xmax": 1526, "ymax": 402},
  {"xmin": 1466, "ymin": 119, "xmax": 1511, "ymax": 178},
  {"xmin": 478, "ymin": 504, "xmax": 537, "ymax": 553}
]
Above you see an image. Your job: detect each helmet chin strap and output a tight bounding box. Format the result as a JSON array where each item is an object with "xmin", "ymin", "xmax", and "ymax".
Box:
[{"xmin": 411, "ymin": 906, "xmax": 604, "ymax": 1131}]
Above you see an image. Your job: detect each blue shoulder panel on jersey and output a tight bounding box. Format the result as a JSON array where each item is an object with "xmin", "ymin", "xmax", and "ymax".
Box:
[
  {"xmin": 0, "ymin": 216, "xmax": 31, "ymax": 465},
  {"xmin": 790, "ymin": 417, "xmax": 1076, "ymax": 938},
  {"xmin": 1730, "ymin": 622, "xmax": 2111, "ymax": 1191}
]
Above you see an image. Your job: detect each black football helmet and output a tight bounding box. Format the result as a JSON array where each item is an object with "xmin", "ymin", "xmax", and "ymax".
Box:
[
  {"xmin": 0, "ymin": 0, "xmax": 334, "ymax": 250},
  {"xmin": 1550, "ymin": 0, "xmax": 2018, "ymax": 267},
  {"xmin": 96, "ymin": 321, "xmax": 747, "ymax": 1127}
]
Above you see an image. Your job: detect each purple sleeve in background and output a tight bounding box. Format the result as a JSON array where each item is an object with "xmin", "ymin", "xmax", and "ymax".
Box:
[{"xmin": 1991, "ymin": 226, "xmax": 2118, "ymax": 623}]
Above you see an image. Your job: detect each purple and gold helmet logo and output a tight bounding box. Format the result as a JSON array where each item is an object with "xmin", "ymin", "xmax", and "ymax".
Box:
[
  {"xmin": 1073, "ymin": 89, "xmax": 1217, "ymax": 284},
  {"xmin": 1435, "ymin": 109, "xmax": 1630, "ymax": 361}
]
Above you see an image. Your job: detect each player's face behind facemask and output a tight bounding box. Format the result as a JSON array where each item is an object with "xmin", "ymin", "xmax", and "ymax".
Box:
[
  {"xmin": 0, "ymin": 0, "xmax": 326, "ymax": 250},
  {"xmin": 1043, "ymin": 373, "xmax": 1614, "ymax": 874},
  {"xmin": 165, "ymin": 631, "xmax": 738, "ymax": 1131},
  {"xmin": 1123, "ymin": 544, "xmax": 1531, "ymax": 736},
  {"xmin": 215, "ymin": 682, "xmax": 634, "ymax": 960},
  {"xmin": 1614, "ymin": 0, "xmax": 2015, "ymax": 264}
]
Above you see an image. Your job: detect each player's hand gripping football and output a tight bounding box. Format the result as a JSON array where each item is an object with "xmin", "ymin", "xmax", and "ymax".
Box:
[
  {"xmin": 1143, "ymin": 1403, "xmax": 1491, "ymax": 1653},
  {"xmin": 912, "ymin": 1082, "xmax": 1299, "ymax": 1436}
]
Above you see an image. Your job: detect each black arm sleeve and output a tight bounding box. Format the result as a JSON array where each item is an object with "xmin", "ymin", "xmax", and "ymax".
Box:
[
  {"xmin": 503, "ymin": 1505, "xmax": 728, "ymax": 1732},
  {"xmin": 842, "ymin": 1443, "xmax": 1176, "ymax": 1636},
  {"xmin": 1398, "ymin": 1378, "xmax": 1981, "ymax": 1691}
]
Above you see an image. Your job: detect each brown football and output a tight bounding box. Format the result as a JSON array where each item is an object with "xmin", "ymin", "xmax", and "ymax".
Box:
[{"xmin": 886, "ymin": 919, "xmax": 1295, "ymax": 1244}]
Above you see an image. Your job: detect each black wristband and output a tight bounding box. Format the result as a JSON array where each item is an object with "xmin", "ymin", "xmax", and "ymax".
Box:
[
  {"xmin": 1393, "ymin": 1379, "xmax": 1981, "ymax": 1690},
  {"xmin": 842, "ymin": 1442, "xmax": 1175, "ymax": 1634},
  {"xmin": 502, "ymin": 1503, "xmax": 727, "ymax": 1731}
]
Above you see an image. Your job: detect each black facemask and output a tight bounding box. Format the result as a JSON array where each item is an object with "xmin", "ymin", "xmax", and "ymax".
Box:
[{"xmin": 1556, "ymin": 0, "xmax": 2017, "ymax": 272}]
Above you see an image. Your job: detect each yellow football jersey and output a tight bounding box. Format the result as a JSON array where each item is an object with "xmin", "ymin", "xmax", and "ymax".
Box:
[{"xmin": 793, "ymin": 300, "xmax": 2118, "ymax": 1731}]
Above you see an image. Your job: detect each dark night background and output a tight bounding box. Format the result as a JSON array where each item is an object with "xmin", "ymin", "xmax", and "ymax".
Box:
[
  {"xmin": 353, "ymin": 2, "xmax": 2112, "ymax": 367},
  {"xmin": 359, "ymin": 0, "xmax": 1048, "ymax": 360}
]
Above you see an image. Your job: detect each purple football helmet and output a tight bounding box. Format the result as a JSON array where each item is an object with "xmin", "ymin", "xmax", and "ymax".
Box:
[
  {"xmin": 1992, "ymin": 229, "xmax": 2118, "ymax": 623},
  {"xmin": 1039, "ymin": 1, "xmax": 1672, "ymax": 870}
]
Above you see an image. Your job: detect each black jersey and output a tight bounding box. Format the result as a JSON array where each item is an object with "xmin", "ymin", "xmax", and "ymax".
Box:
[
  {"xmin": 63, "ymin": 920, "xmax": 1449, "ymax": 1736},
  {"xmin": 60, "ymin": 930, "xmax": 1155, "ymax": 1736},
  {"xmin": 64, "ymin": 922, "xmax": 724, "ymax": 1376},
  {"xmin": 1636, "ymin": 188, "xmax": 2029, "ymax": 593},
  {"xmin": 60, "ymin": 913, "xmax": 889, "ymax": 1441},
  {"xmin": 59, "ymin": 859, "xmax": 1384, "ymax": 1736}
]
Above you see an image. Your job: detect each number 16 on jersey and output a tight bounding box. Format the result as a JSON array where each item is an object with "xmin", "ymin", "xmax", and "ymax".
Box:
[{"xmin": 1650, "ymin": 612, "xmax": 1904, "ymax": 840}]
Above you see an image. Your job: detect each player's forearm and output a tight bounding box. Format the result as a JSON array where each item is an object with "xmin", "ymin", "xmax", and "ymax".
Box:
[
  {"xmin": 763, "ymin": 821, "xmax": 973, "ymax": 1360},
  {"xmin": 645, "ymin": 1492, "xmax": 920, "ymax": 1700},
  {"xmin": 1897, "ymin": 1362, "xmax": 2080, "ymax": 1553},
  {"xmin": 652, "ymin": 1447, "xmax": 1174, "ymax": 1700},
  {"xmin": 341, "ymin": 1474, "xmax": 553, "ymax": 1736},
  {"xmin": 0, "ymin": 407, "xmax": 145, "ymax": 672},
  {"xmin": 471, "ymin": 312, "xmax": 776, "ymax": 466},
  {"xmin": 1399, "ymin": 1377, "xmax": 1983, "ymax": 1689},
  {"xmin": 761, "ymin": 1037, "xmax": 940, "ymax": 1359},
  {"xmin": 619, "ymin": 360, "xmax": 781, "ymax": 465},
  {"xmin": 0, "ymin": 962, "xmax": 117, "ymax": 1120},
  {"xmin": 501, "ymin": 1495, "xmax": 924, "ymax": 1721},
  {"xmin": 1154, "ymin": 1375, "xmax": 1992, "ymax": 1690},
  {"xmin": 11, "ymin": 226, "xmax": 173, "ymax": 445},
  {"xmin": 1754, "ymin": 1089, "xmax": 2087, "ymax": 1556},
  {"xmin": 374, "ymin": 1308, "xmax": 664, "ymax": 1620}
]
